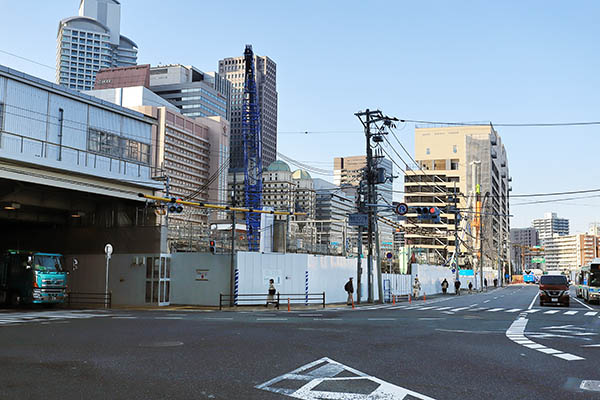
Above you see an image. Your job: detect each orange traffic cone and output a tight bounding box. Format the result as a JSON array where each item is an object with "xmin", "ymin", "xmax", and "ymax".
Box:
[
  {"xmin": 393, "ymin": 295, "xmax": 396, "ymax": 305},
  {"xmin": 287, "ymin": 298, "xmax": 291, "ymax": 312},
  {"xmin": 424, "ymin": 292, "xmax": 426, "ymax": 301},
  {"xmin": 409, "ymin": 294, "xmax": 412, "ymax": 304}
]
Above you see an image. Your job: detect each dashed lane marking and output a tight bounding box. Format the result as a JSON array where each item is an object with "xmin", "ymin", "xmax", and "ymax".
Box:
[
  {"xmin": 367, "ymin": 318, "xmax": 396, "ymax": 321},
  {"xmin": 544, "ymin": 310, "xmax": 560, "ymax": 314},
  {"xmin": 506, "ymin": 317, "xmax": 585, "ymax": 361},
  {"xmin": 585, "ymin": 312, "xmax": 598, "ymax": 316},
  {"xmin": 564, "ymin": 311, "xmax": 579, "ymax": 315},
  {"xmin": 257, "ymin": 318, "xmax": 288, "ymax": 321}
]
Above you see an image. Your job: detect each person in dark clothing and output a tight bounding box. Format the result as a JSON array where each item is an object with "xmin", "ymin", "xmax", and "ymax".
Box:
[
  {"xmin": 493, "ymin": 278, "xmax": 498, "ymax": 288},
  {"xmin": 344, "ymin": 278, "xmax": 354, "ymax": 305},
  {"xmin": 441, "ymin": 279, "xmax": 449, "ymax": 294},
  {"xmin": 454, "ymin": 279, "xmax": 461, "ymax": 295},
  {"xmin": 484, "ymin": 278, "xmax": 488, "ymax": 290},
  {"xmin": 468, "ymin": 281, "xmax": 473, "ymax": 293}
]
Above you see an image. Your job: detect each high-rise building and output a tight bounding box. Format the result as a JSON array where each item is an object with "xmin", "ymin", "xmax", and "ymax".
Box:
[
  {"xmin": 544, "ymin": 233, "xmax": 600, "ymax": 272},
  {"xmin": 333, "ymin": 155, "xmax": 394, "ymax": 253},
  {"xmin": 314, "ymin": 178, "xmax": 356, "ymax": 255},
  {"xmin": 219, "ymin": 50, "xmax": 277, "ymax": 170},
  {"xmin": 148, "ymin": 65, "xmax": 231, "ymax": 121},
  {"xmin": 509, "ymin": 227, "xmax": 539, "ymax": 274},
  {"xmin": 56, "ymin": 0, "xmax": 138, "ymax": 91},
  {"xmin": 403, "ymin": 124, "xmax": 510, "ymax": 270},
  {"xmin": 532, "ymin": 212, "xmax": 569, "ymax": 243}
]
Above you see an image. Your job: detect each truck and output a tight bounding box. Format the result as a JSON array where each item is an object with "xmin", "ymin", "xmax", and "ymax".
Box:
[{"xmin": 0, "ymin": 250, "xmax": 68, "ymax": 306}]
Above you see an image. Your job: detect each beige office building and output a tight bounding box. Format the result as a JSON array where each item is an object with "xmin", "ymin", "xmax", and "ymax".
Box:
[{"xmin": 404, "ymin": 124, "xmax": 510, "ymax": 272}]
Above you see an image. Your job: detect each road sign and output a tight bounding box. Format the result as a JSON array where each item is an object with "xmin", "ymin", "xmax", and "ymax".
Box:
[
  {"xmin": 348, "ymin": 213, "xmax": 368, "ymax": 227},
  {"xmin": 386, "ymin": 252, "xmax": 393, "ymax": 259},
  {"xmin": 532, "ymin": 257, "xmax": 545, "ymax": 263},
  {"xmin": 394, "ymin": 202, "xmax": 408, "ymax": 216}
]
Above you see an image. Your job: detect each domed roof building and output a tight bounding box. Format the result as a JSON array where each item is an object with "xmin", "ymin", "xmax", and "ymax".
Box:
[
  {"xmin": 266, "ymin": 160, "xmax": 291, "ymax": 172},
  {"xmin": 291, "ymin": 169, "xmax": 311, "ymax": 180}
]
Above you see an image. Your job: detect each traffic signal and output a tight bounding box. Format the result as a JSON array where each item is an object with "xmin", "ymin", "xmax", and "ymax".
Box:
[
  {"xmin": 168, "ymin": 197, "xmax": 183, "ymax": 213},
  {"xmin": 209, "ymin": 240, "xmax": 216, "ymax": 254},
  {"xmin": 414, "ymin": 206, "xmax": 440, "ymax": 223}
]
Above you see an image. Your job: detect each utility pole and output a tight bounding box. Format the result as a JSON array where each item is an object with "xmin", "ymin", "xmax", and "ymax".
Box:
[
  {"xmin": 355, "ymin": 109, "xmax": 398, "ymax": 303},
  {"xmin": 479, "ymin": 192, "xmax": 490, "ymax": 292},
  {"xmin": 356, "ymin": 182, "xmax": 363, "ymax": 304},
  {"xmin": 452, "ymin": 183, "xmax": 460, "ymax": 283},
  {"xmin": 230, "ymin": 172, "xmax": 236, "ymax": 306}
]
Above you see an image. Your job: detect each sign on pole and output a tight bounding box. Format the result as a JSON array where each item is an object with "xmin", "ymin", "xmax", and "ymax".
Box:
[
  {"xmin": 531, "ymin": 257, "xmax": 545, "ymax": 263},
  {"xmin": 394, "ymin": 202, "xmax": 408, "ymax": 216},
  {"xmin": 348, "ymin": 213, "xmax": 368, "ymax": 227}
]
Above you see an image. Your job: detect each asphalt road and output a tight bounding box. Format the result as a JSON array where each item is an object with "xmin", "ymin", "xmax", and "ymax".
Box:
[{"xmin": 0, "ymin": 285, "xmax": 599, "ymax": 399}]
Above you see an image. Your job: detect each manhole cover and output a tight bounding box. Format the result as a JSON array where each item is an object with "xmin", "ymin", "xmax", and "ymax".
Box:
[
  {"xmin": 139, "ymin": 341, "xmax": 184, "ymax": 348},
  {"xmin": 580, "ymin": 380, "xmax": 600, "ymax": 392}
]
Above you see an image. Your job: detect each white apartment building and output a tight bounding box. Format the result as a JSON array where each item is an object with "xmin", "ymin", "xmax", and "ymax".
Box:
[
  {"xmin": 532, "ymin": 212, "xmax": 569, "ymax": 243},
  {"xmin": 544, "ymin": 233, "xmax": 599, "ymax": 272},
  {"xmin": 57, "ymin": 0, "xmax": 137, "ymax": 91}
]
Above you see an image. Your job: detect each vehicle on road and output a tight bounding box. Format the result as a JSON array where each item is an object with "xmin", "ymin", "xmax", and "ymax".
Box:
[
  {"xmin": 577, "ymin": 259, "xmax": 600, "ymax": 304},
  {"xmin": 0, "ymin": 250, "xmax": 68, "ymax": 306},
  {"xmin": 524, "ymin": 268, "xmax": 543, "ymax": 284},
  {"xmin": 539, "ymin": 274, "xmax": 569, "ymax": 307}
]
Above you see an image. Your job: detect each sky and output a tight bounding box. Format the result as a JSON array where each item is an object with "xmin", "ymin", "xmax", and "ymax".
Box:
[{"xmin": 1, "ymin": 0, "xmax": 600, "ymax": 233}]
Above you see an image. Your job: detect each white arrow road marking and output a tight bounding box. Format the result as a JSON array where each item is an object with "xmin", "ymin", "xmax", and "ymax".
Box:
[
  {"xmin": 506, "ymin": 317, "xmax": 585, "ymax": 361},
  {"xmin": 256, "ymin": 357, "xmax": 437, "ymax": 399}
]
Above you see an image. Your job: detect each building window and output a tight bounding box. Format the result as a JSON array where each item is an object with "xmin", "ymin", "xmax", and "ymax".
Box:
[
  {"xmin": 453, "ymin": 145, "xmax": 457, "ymax": 153},
  {"xmin": 426, "ymin": 148, "xmax": 430, "ymax": 155},
  {"xmin": 0, "ymin": 102, "xmax": 4, "ymax": 131},
  {"xmin": 87, "ymin": 128, "xmax": 150, "ymax": 164}
]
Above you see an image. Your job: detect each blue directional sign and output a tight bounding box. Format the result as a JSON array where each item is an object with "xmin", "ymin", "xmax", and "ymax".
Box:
[{"xmin": 395, "ymin": 202, "xmax": 408, "ymax": 216}]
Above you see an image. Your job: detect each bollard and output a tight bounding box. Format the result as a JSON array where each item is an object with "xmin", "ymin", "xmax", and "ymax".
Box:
[
  {"xmin": 288, "ymin": 298, "xmax": 291, "ymax": 312},
  {"xmin": 352, "ymin": 299, "xmax": 355, "ymax": 309},
  {"xmin": 409, "ymin": 294, "xmax": 411, "ymax": 304},
  {"xmin": 393, "ymin": 295, "xmax": 396, "ymax": 305}
]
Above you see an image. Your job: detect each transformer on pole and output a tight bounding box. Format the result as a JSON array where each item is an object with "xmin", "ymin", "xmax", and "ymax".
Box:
[{"xmin": 242, "ymin": 45, "xmax": 263, "ymax": 251}]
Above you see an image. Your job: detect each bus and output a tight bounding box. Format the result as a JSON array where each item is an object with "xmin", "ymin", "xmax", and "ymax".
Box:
[
  {"xmin": 523, "ymin": 268, "xmax": 543, "ymax": 284},
  {"xmin": 576, "ymin": 259, "xmax": 600, "ymax": 304}
]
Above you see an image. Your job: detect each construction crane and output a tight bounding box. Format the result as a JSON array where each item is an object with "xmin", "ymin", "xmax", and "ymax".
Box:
[{"xmin": 242, "ymin": 45, "xmax": 263, "ymax": 251}]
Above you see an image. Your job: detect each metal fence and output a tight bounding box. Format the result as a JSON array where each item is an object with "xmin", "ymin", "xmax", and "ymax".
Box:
[
  {"xmin": 219, "ymin": 292, "xmax": 326, "ymax": 310},
  {"xmin": 66, "ymin": 292, "xmax": 111, "ymax": 308}
]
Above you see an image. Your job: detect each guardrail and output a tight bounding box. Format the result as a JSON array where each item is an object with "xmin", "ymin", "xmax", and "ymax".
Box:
[
  {"xmin": 66, "ymin": 292, "xmax": 111, "ymax": 308},
  {"xmin": 219, "ymin": 292, "xmax": 326, "ymax": 310}
]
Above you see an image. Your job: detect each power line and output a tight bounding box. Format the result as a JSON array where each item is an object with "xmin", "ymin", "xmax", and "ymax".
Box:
[
  {"xmin": 399, "ymin": 118, "xmax": 600, "ymax": 128},
  {"xmin": 0, "ymin": 49, "xmax": 55, "ymax": 71}
]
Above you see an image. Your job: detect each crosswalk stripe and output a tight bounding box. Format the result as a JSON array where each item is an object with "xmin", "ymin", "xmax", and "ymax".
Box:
[
  {"xmin": 450, "ymin": 307, "xmax": 469, "ymax": 312},
  {"xmin": 584, "ymin": 311, "xmax": 598, "ymax": 316},
  {"xmin": 564, "ymin": 311, "xmax": 578, "ymax": 315},
  {"xmin": 487, "ymin": 308, "xmax": 504, "ymax": 312},
  {"xmin": 436, "ymin": 307, "xmax": 452, "ymax": 310},
  {"xmin": 525, "ymin": 309, "xmax": 540, "ymax": 313},
  {"xmin": 418, "ymin": 306, "xmax": 435, "ymax": 310},
  {"xmin": 544, "ymin": 310, "xmax": 560, "ymax": 314},
  {"xmin": 506, "ymin": 309, "xmax": 521, "ymax": 313}
]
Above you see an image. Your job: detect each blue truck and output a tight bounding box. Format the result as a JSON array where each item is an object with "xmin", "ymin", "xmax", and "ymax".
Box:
[{"xmin": 0, "ymin": 250, "xmax": 68, "ymax": 306}]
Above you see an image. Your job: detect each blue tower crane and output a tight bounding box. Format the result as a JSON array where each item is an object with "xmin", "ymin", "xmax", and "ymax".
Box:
[{"xmin": 242, "ymin": 45, "xmax": 263, "ymax": 251}]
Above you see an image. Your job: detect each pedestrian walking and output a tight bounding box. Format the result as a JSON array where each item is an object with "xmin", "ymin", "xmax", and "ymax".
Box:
[
  {"xmin": 266, "ymin": 279, "xmax": 276, "ymax": 307},
  {"xmin": 412, "ymin": 277, "xmax": 421, "ymax": 299},
  {"xmin": 454, "ymin": 279, "xmax": 461, "ymax": 295},
  {"xmin": 484, "ymin": 278, "xmax": 488, "ymax": 290},
  {"xmin": 344, "ymin": 277, "xmax": 354, "ymax": 305},
  {"xmin": 441, "ymin": 278, "xmax": 449, "ymax": 295},
  {"xmin": 493, "ymin": 278, "xmax": 498, "ymax": 288},
  {"xmin": 468, "ymin": 281, "xmax": 473, "ymax": 293}
]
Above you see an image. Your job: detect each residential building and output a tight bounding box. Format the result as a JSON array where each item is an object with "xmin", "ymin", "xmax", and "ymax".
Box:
[
  {"xmin": 532, "ymin": 212, "xmax": 569, "ymax": 243},
  {"xmin": 509, "ymin": 227, "xmax": 539, "ymax": 274},
  {"xmin": 219, "ymin": 50, "xmax": 277, "ymax": 170},
  {"xmin": 149, "ymin": 65, "xmax": 231, "ymax": 121},
  {"xmin": 544, "ymin": 233, "xmax": 600, "ymax": 272},
  {"xmin": 56, "ymin": 0, "xmax": 138, "ymax": 91},
  {"xmin": 333, "ymin": 155, "xmax": 394, "ymax": 253},
  {"xmin": 403, "ymin": 124, "xmax": 510, "ymax": 271}
]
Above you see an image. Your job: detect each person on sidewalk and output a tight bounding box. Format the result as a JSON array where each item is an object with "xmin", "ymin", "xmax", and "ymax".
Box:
[
  {"xmin": 484, "ymin": 278, "xmax": 488, "ymax": 290},
  {"xmin": 412, "ymin": 277, "xmax": 421, "ymax": 299},
  {"xmin": 441, "ymin": 279, "xmax": 449, "ymax": 295},
  {"xmin": 493, "ymin": 278, "xmax": 498, "ymax": 288},
  {"xmin": 454, "ymin": 279, "xmax": 461, "ymax": 295},
  {"xmin": 468, "ymin": 281, "xmax": 473, "ymax": 293},
  {"xmin": 344, "ymin": 277, "xmax": 354, "ymax": 305},
  {"xmin": 266, "ymin": 279, "xmax": 276, "ymax": 308}
]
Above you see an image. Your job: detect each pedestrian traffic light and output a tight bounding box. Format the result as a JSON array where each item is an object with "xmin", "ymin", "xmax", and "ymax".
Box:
[
  {"xmin": 209, "ymin": 240, "xmax": 216, "ymax": 254},
  {"xmin": 168, "ymin": 197, "xmax": 183, "ymax": 213}
]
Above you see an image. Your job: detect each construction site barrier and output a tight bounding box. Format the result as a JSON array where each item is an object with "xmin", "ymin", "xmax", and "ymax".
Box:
[{"xmin": 219, "ymin": 292, "xmax": 325, "ymax": 310}]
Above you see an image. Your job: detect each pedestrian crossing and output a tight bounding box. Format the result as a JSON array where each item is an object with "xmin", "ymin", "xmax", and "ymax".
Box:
[
  {"xmin": 328, "ymin": 303, "xmax": 600, "ymax": 318},
  {"xmin": 0, "ymin": 310, "xmax": 112, "ymax": 326}
]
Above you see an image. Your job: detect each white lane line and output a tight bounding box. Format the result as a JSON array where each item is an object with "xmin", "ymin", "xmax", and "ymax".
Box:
[
  {"xmin": 257, "ymin": 318, "xmax": 288, "ymax": 321},
  {"xmin": 544, "ymin": 310, "xmax": 560, "ymax": 314},
  {"xmin": 585, "ymin": 312, "xmax": 598, "ymax": 316},
  {"xmin": 528, "ymin": 292, "xmax": 539, "ymax": 310},
  {"xmin": 525, "ymin": 309, "xmax": 540, "ymax": 314},
  {"xmin": 205, "ymin": 317, "xmax": 233, "ymax": 320},
  {"xmin": 388, "ymin": 306, "xmax": 407, "ymax": 310},
  {"xmin": 449, "ymin": 307, "xmax": 469, "ymax": 312},
  {"xmin": 435, "ymin": 307, "xmax": 452, "ymax": 311},
  {"xmin": 483, "ymin": 300, "xmax": 490, "ymax": 303},
  {"xmin": 564, "ymin": 311, "xmax": 579, "ymax": 315},
  {"xmin": 571, "ymin": 296, "xmax": 594, "ymax": 310},
  {"xmin": 367, "ymin": 318, "xmax": 396, "ymax": 321},
  {"xmin": 313, "ymin": 318, "xmax": 342, "ymax": 321},
  {"xmin": 487, "ymin": 308, "xmax": 504, "ymax": 312},
  {"xmin": 154, "ymin": 317, "xmax": 183, "ymax": 320},
  {"xmin": 419, "ymin": 307, "xmax": 436, "ymax": 310},
  {"xmin": 299, "ymin": 314, "xmax": 322, "ymax": 317},
  {"xmin": 506, "ymin": 317, "xmax": 585, "ymax": 361},
  {"xmin": 112, "ymin": 316, "xmax": 137, "ymax": 319},
  {"xmin": 505, "ymin": 309, "xmax": 522, "ymax": 313}
]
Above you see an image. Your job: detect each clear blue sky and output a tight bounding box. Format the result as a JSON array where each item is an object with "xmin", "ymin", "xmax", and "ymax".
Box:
[{"xmin": 1, "ymin": 0, "xmax": 600, "ymax": 233}]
